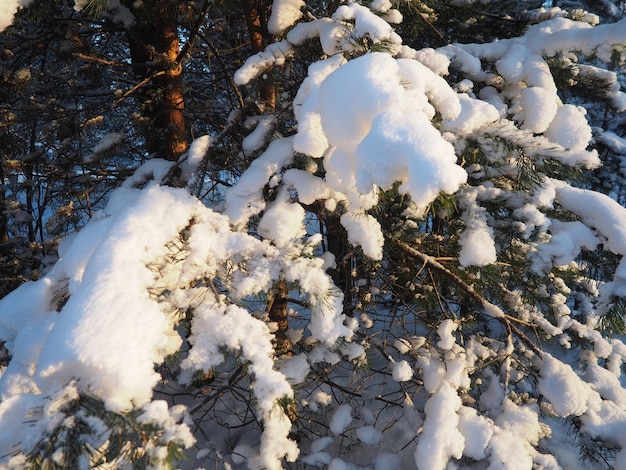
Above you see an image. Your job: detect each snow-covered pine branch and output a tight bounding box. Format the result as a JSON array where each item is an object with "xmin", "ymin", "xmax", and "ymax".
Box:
[{"xmin": 1, "ymin": 0, "xmax": 626, "ymax": 469}]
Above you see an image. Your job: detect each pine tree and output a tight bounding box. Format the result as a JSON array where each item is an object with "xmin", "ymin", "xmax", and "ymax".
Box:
[{"xmin": 0, "ymin": 1, "xmax": 626, "ymax": 469}]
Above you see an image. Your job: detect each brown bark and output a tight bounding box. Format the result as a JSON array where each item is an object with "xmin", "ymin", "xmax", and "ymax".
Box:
[
  {"xmin": 325, "ymin": 214, "xmax": 354, "ymax": 316},
  {"xmin": 154, "ymin": 13, "xmax": 187, "ymax": 162},
  {"xmin": 0, "ymin": 161, "xmax": 8, "ymax": 250},
  {"xmin": 268, "ymin": 280, "xmax": 291, "ymax": 354},
  {"xmin": 242, "ymin": 0, "xmax": 275, "ymax": 111},
  {"xmin": 125, "ymin": 2, "xmax": 187, "ymax": 162}
]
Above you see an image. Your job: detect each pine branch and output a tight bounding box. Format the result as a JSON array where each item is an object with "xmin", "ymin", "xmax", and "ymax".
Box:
[{"xmin": 391, "ymin": 237, "xmax": 543, "ymax": 357}]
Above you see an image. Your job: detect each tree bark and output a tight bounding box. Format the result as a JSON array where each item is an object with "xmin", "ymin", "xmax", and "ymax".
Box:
[
  {"xmin": 155, "ymin": 13, "xmax": 187, "ymax": 162},
  {"xmin": 242, "ymin": 0, "xmax": 275, "ymax": 111},
  {"xmin": 125, "ymin": 1, "xmax": 187, "ymax": 162},
  {"xmin": 268, "ymin": 279, "xmax": 291, "ymax": 354},
  {"xmin": 324, "ymin": 213, "xmax": 354, "ymax": 316},
  {"xmin": 0, "ymin": 161, "xmax": 8, "ymax": 251}
]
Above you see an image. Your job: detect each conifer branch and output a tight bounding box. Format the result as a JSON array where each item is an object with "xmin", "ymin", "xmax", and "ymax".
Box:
[{"xmin": 391, "ymin": 237, "xmax": 544, "ymax": 357}]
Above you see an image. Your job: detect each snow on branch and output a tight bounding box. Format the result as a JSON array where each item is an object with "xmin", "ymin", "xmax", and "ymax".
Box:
[{"xmin": 0, "ymin": 165, "xmax": 357, "ymax": 468}]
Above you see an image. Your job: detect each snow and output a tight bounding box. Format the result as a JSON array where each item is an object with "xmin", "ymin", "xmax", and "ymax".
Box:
[
  {"xmin": 0, "ymin": 0, "xmax": 32, "ymax": 32},
  {"xmin": 319, "ymin": 53, "xmax": 404, "ymax": 152},
  {"xmin": 286, "ymin": 18, "xmax": 349, "ymax": 56},
  {"xmin": 519, "ymin": 86, "xmax": 558, "ymax": 133},
  {"xmin": 356, "ymin": 426, "xmax": 383, "ymax": 445},
  {"xmin": 31, "ymin": 185, "xmax": 195, "ymax": 412},
  {"xmin": 258, "ymin": 189, "xmax": 307, "ymax": 247},
  {"xmin": 339, "ymin": 212, "xmax": 384, "ymax": 260},
  {"xmin": 181, "ymin": 134, "xmax": 211, "ymax": 183},
  {"xmin": 0, "ymin": 393, "xmax": 46, "ymax": 454},
  {"xmin": 479, "ymin": 375, "xmax": 505, "ymax": 411},
  {"xmin": 597, "ymin": 130, "xmax": 626, "ymax": 154},
  {"xmin": 394, "ymin": 338, "xmax": 411, "ymax": 354},
  {"xmin": 533, "ymin": 17, "xmax": 626, "ymax": 63},
  {"xmin": 309, "ymin": 52, "xmax": 468, "ymax": 257},
  {"xmin": 542, "ymin": 182, "xmax": 626, "ymax": 300},
  {"xmin": 580, "ymin": 400, "xmax": 626, "ymax": 466},
  {"xmin": 414, "ymin": 381, "xmax": 464, "ymax": 470},
  {"xmin": 418, "ymin": 353, "xmax": 446, "ymax": 393},
  {"xmin": 73, "ymin": 0, "xmax": 134, "ymax": 26},
  {"xmin": 310, "ymin": 436, "xmax": 333, "ymax": 453},
  {"xmin": 319, "ymin": 53, "xmax": 466, "ymax": 210},
  {"xmin": 329, "ymin": 458, "xmax": 350, "ymax": 470},
  {"xmin": 436, "ymin": 319, "xmax": 457, "ymax": 351},
  {"xmin": 330, "ymin": 403, "xmax": 353, "ymax": 435},
  {"xmin": 544, "ymin": 104, "xmax": 592, "ymax": 151},
  {"xmin": 411, "ymin": 48, "xmax": 451, "ymax": 76},
  {"xmin": 495, "ymin": 399, "xmax": 543, "ymax": 448},
  {"xmin": 539, "ymin": 354, "xmax": 601, "ymax": 417},
  {"xmin": 392, "ymin": 359, "xmax": 413, "ymax": 382},
  {"xmin": 441, "ymin": 16, "xmax": 623, "ymax": 160},
  {"xmin": 458, "ymin": 406, "xmax": 493, "ymax": 460},
  {"xmin": 279, "ymin": 354, "xmax": 310, "ymax": 384},
  {"xmin": 531, "ymin": 219, "xmax": 599, "ymax": 272},
  {"xmin": 302, "ymin": 451, "xmax": 332, "ymax": 466},
  {"xmin": 234, "ymin": 41, "xmax": 294, "ymax": 86},
  {"xmin": 555, "ymin": 184, "xmax": 626, "ymax": 257},
  {"xmin": 242, "ymin": 115, "xmax": 276, "ymax": 154},
  {"xmin": 267, "ymin": 0, "xmax": 304, "ymax": 35},
  {"xmin": 305, "ymin": 390, "xmax": 332, "ymax": 412},
  {"xmin": 136, "ymin": 400, "xmax": 195, "ymax": 449},
  {"xmin": 224, "ymin": 136, "xmax": 295, "ymax": 226},
  {"xmin": 375, "ymin": 453, "xmax": 401, "ymax": 470},
  {"xmin": 84, "ymin": 132, "xmax": 125, "ymax": 163},
  {"xmin": 293, "ymin": 55, "xmax": 345, "ymax": 158},
  {"xmin": 442, "ymin": 93, "xmax": 500, "ymax": 135},
  {"xmin": 3, "ymin": 1, "xmax": 626, "ymax": 469},
  {"xmin": 354, "ymin": 108, "xmax": 465, "ymax": 209},
  {"xmin": 0, "ymin": 158, "xmax": 356, "ymax": 468},
  {"xmin": 332, "ymin": 3, "xmax": 402, "ymax": 53},
  {"xmin": 585, "ymin": 363, "xmax": 626, "ymax": 406},
  {"xmin": 457, "ymin": 188, "xmax": 497, "ymax": 267}
]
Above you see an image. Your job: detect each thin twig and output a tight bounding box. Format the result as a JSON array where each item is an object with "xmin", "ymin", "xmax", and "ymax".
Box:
[
  {"xmin": 111, "ymin": 71, "xmax": 165, "ymax": 107},
  {"xmin": 414, "ymin": 7, "xmax": 446, "ymax": 46},
  {"xmin": 190, "ymin": 101, "xmax": 258, "ymax": 197},
  {"xmin": 202, "ymin": 34, "xmax": 245, "ymax": 108},
  {"xmin": 176, "ymin": 0, "xmax": 212, "ymax": 65},
  {"xmin": 73, "ymin": 52, "xmax": 127, "ymax": 67}
]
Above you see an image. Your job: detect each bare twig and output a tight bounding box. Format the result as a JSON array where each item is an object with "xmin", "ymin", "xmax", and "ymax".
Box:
[
  {"xmin": 201, "ymin": 33, "xmax": 245, "ymax": 108},
  {"xmin": 73, "ymin": 52, "xmax": 127, "ymax": 67},
  {"xmin": 111, "ymin": 71, "xmax": 165, "ymax": 107},
  {"xmin": 176, "ymin": 0, "xmax": 212, "ymax": 65},
  {"xmin": 189, "ymin": 101, "xmax": 258, "ymax": 196}
]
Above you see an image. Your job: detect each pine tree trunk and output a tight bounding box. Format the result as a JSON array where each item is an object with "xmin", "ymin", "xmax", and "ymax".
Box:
[
  {"xmin": 268, "ymin": 279, "xmax": 291, "ymax": 354},
  {"xmin": 154, "ymin": 12, "xmax": 187, "ymax": 162},
  {"xmin": 0, "ymin": 162, "xmax": 8, "ymax": 252},
  {"xmin": 325, "ymin": 214, "xmax": 354, "ymax": 316},
  {"xmin": 242, "ymin": 0, "xmax": 275, "ymax": 111},
  {"xmin": 125, "ymin": 2, "xmax": 187, "ymax": 162}
]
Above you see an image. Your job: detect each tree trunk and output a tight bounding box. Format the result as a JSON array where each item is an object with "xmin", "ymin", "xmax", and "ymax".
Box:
[
  {"xmin": 125, "ymin": 2, "xmax": 187, "ymax": 162},
  {"xmin": 0, "ymin": 161, "xmax": 8, "ymax": 252},
  {"xmin": 268, "ymin": 279, "xmax": 291, "ymax": 354},
  {"xmin": 242, "ymin": 0, "xmax": 275, "ymax": 111},
  {"xmin": 154, "ymin": 13, "xmax": 187, "ymax": 162},
  {"xmin": 325, "ymin": 213, "xmax": 354, "ymax": 316}
]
